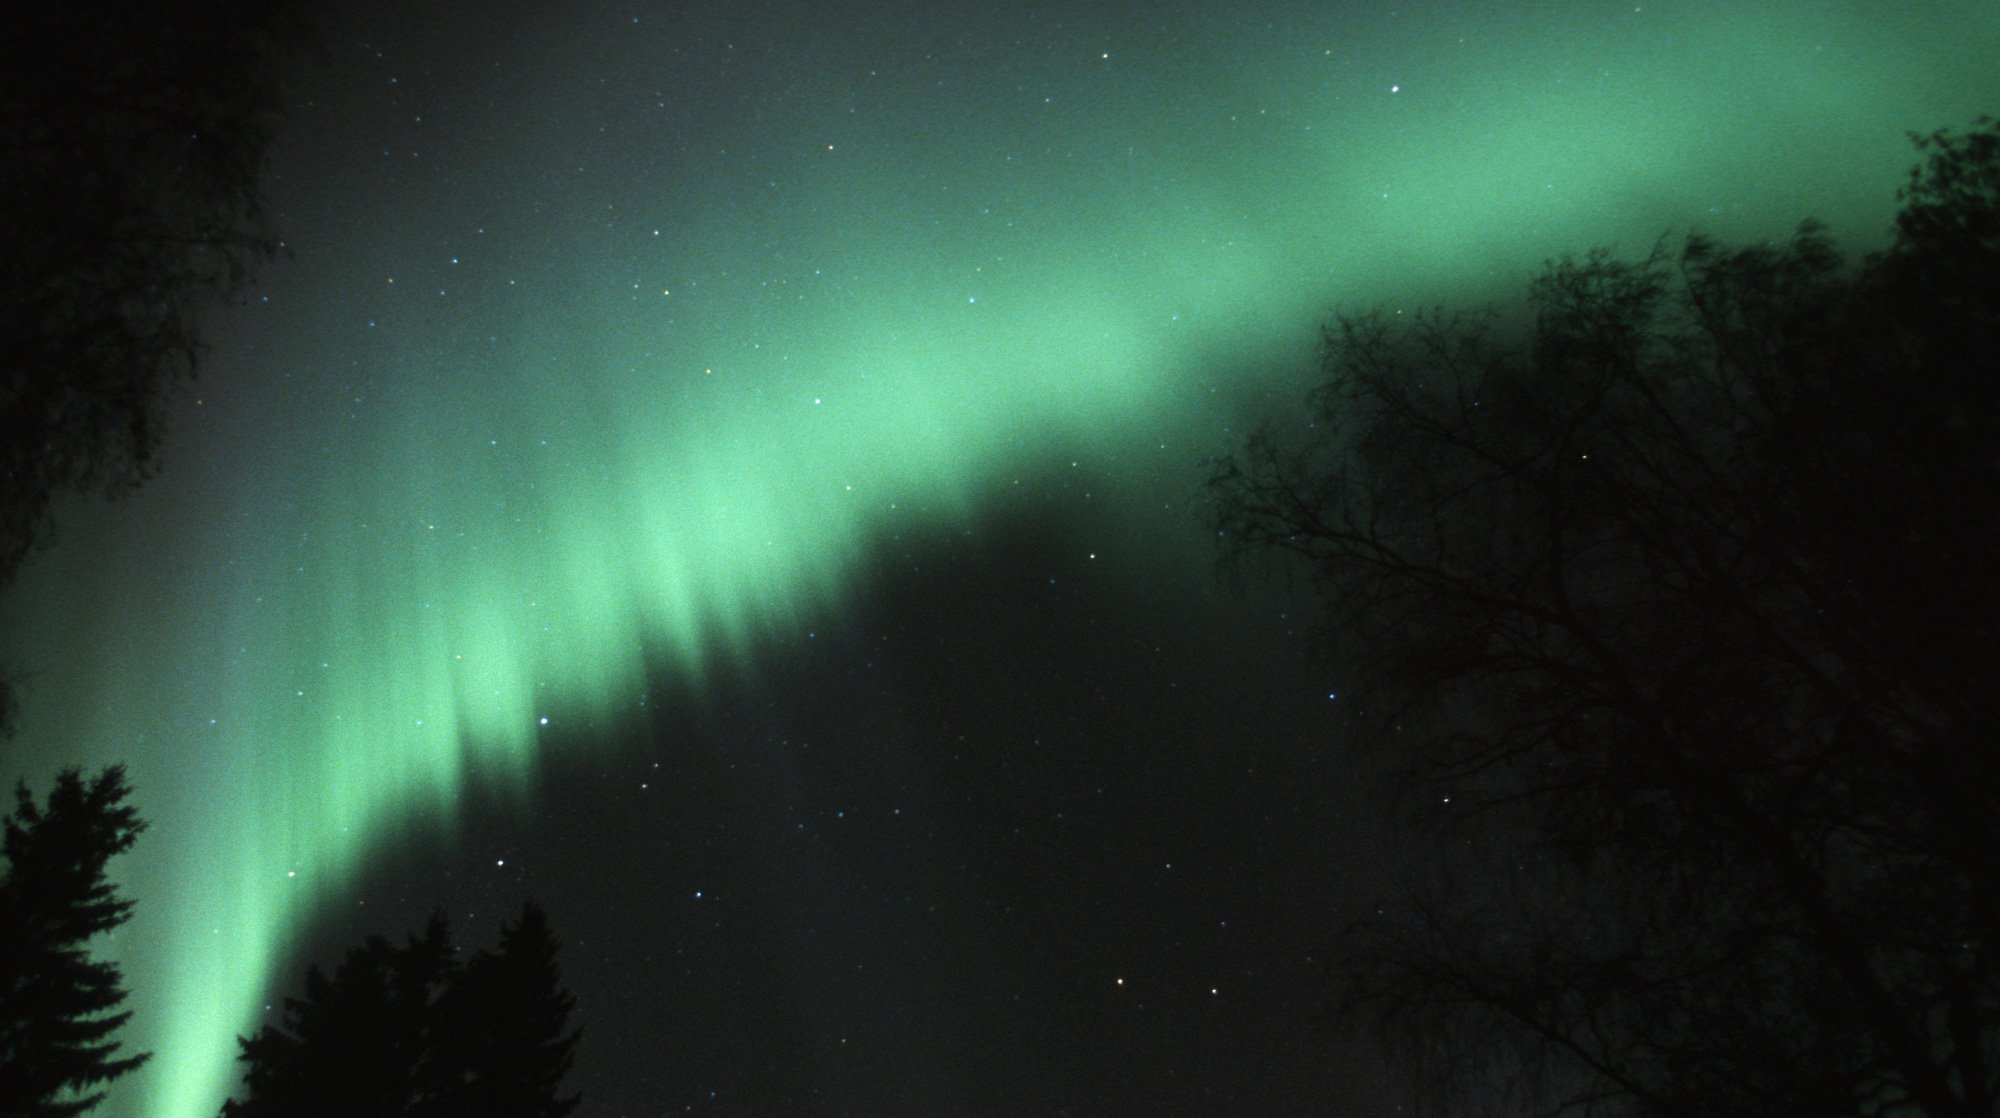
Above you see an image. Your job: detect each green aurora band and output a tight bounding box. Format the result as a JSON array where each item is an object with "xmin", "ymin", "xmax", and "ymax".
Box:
[{"xmin": 1, "ymin": 3, "xmax": 1995, "ymax": 1116}]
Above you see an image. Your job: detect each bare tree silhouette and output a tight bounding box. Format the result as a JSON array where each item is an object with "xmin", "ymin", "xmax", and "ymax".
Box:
[{"xmin": 1213, "ymin": 119, "xmax": 2000, "ymax": 1117}]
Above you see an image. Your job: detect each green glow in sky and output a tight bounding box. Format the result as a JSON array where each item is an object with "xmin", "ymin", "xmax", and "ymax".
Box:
[{"xmin": 1, "ymin": 3, "xmax": 1994, "ymax": 1116}]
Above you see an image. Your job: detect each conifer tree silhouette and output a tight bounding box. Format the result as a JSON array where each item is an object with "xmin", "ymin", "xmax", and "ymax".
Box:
[
  {"xmin": 0, "ymin": 768, "xmax": 148, "ymax": 1118},
  {"xmin": 222, "ymin": 904, "xmax": 579, "ymax": 1118}
]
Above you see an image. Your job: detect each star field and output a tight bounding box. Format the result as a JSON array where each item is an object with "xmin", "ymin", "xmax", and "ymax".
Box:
[{"xmin": 1, "ymin": 2, "xmax": 1995, "ymax": 1116}]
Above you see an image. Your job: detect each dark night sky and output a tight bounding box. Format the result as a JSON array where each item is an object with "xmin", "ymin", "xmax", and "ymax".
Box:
[
  {"xmin": 1, "ymin": 2, "xmax": 1995, "ymax": 1115},
  {"xmin": 333, "ymin": 485, "xmax": 1375, "ymax": 1115}
]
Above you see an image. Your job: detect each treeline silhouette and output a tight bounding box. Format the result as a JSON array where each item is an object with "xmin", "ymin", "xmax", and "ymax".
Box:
[
  {"xmin": 3, "ymin": 5, "xmax": 309, "ymax": 1116},
  {"xmin": 223, "ymin": 904, "xmax": 581, "ymax": 1118},
  {"xmin": 1212, "ymin": 119, "xmax": 2000, "ymax": 1116},
  {"xmin": 0, "ymin": 771, "xmax": 583, "ymax": 1118},
  {"xmin": 1, "ymin": 9, "xmax": 592, "ymax": 1116}
]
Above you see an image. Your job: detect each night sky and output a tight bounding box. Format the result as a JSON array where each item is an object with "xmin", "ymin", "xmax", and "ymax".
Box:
[{"xmin": 2, "ymin": 3, "xmax": 1996, "ymax": 1116}]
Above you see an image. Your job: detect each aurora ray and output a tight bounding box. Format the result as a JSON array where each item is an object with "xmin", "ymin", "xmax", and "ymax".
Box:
[{"xmin": 2, "ymin": 3, "xmax": 1994, "ymax": 1116}]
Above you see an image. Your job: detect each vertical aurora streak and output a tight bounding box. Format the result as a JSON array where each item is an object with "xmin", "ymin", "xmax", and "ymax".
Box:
[{"xmin": 1, "ymin": 3, "xmax": 1994, "ymax": 1116}]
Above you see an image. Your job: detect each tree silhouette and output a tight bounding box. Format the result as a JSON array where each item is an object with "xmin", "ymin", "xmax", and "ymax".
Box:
[
  {"xmin": 223, "ymin": 919, "xmax": 456, "ymax": 1118},
  {"xmin": 0, "ymin": 767, "xmax": 148, "ymax": 1118},
  {"xmin": 1212, "ymin": 118, "xmax": 2000, "ymax": 1117},
  {"xmin": 223, "ymin": 904, "xmax": 581, "ymax": 1118},
  {"xmin": 0, "ymin": 0, "xmax": 308, "ymax": 727},
  {"xmin": 433, "ymin": 903, "xmax": 581, "ymax": 1118}
]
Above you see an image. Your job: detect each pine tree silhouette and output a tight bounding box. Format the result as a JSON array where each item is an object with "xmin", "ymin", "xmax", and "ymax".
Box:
[
  {"xmin": 433, "ymin": 903, "xmax": 581, "ymax": 1118},
  {"xmin": 224, "ymin": 919, "xmax": 454, "ymax": 1118},
  {"xmin": 0, "ymin": 767, "xmax": 148, "ymax": 1118},
  {"xmin": 222, "ymin": 903, "xmax": 580, "ymax": 1118}
]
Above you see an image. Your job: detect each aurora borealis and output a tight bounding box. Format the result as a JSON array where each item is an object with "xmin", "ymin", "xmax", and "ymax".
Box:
[{"xmin": 3, "ymin": 2, "xmax": 1996, "ymax": 1115}]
